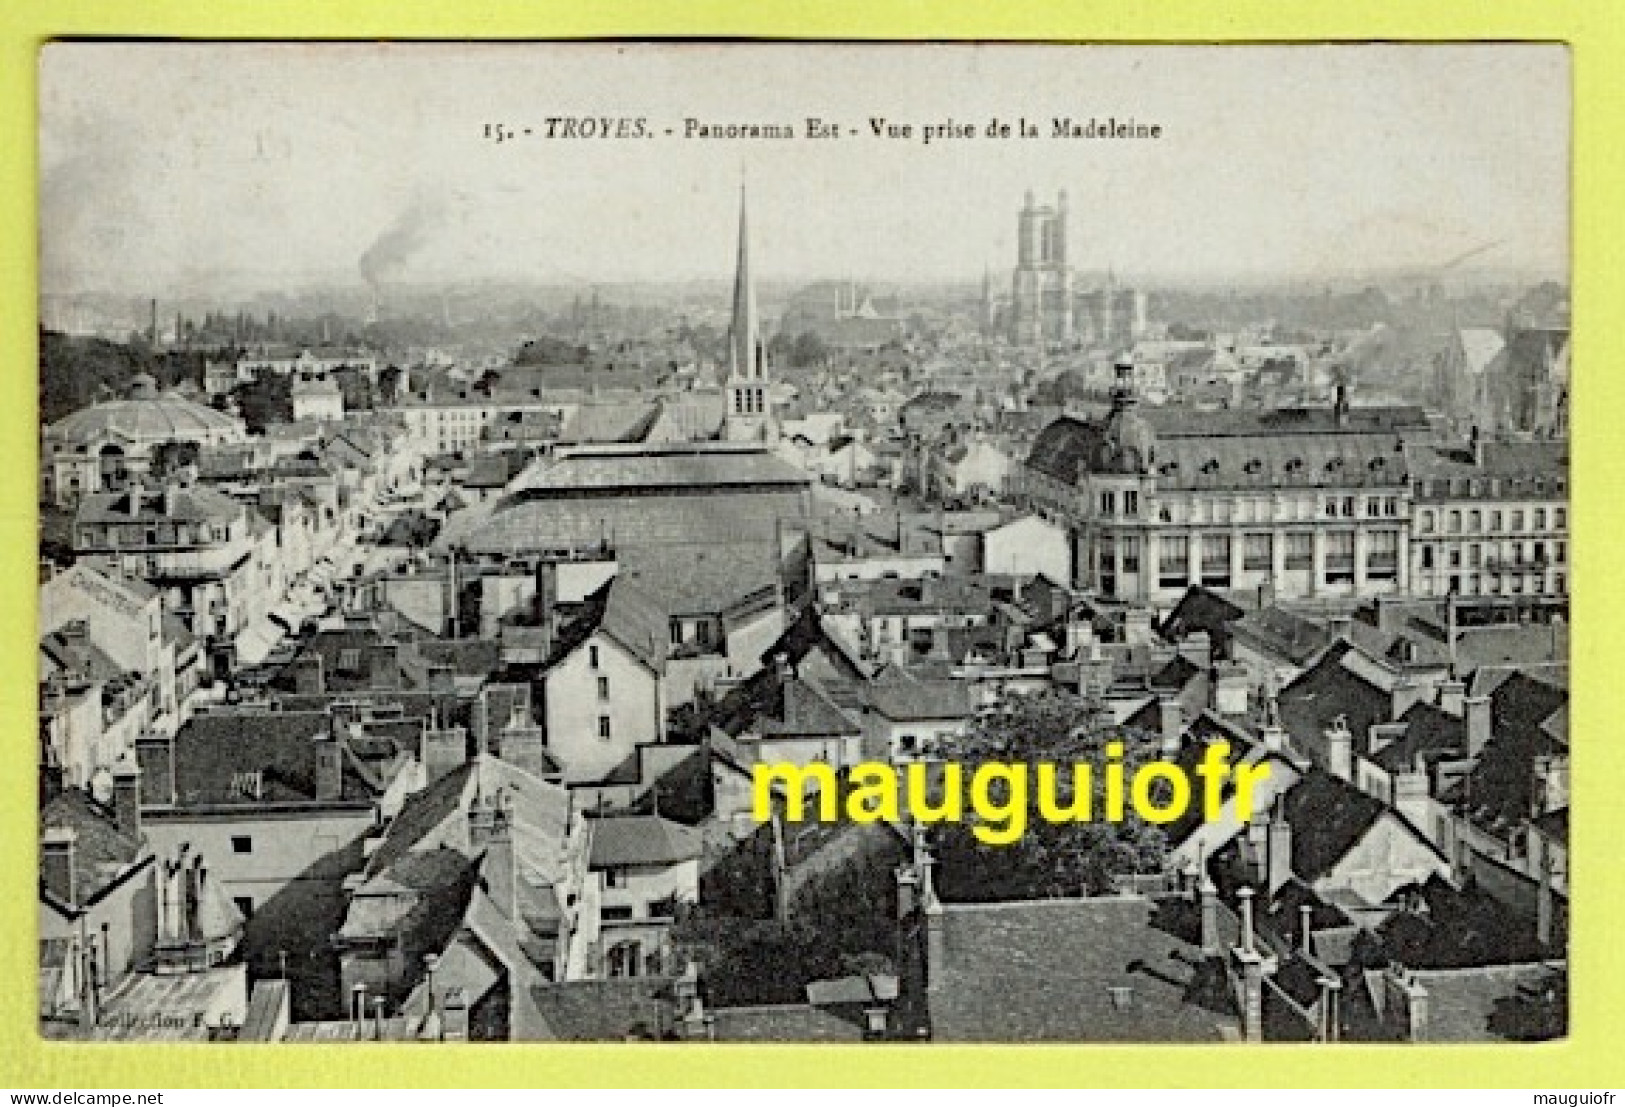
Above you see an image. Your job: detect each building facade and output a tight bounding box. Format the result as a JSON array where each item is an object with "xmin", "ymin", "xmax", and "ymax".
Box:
[
  {"xmin": 1023, "ymin": 366, "xmax": 1433, "ymax": 605},
  {"xmin": 1406, "ymin": 437, "xmax": 1569, "ymax": 610}
]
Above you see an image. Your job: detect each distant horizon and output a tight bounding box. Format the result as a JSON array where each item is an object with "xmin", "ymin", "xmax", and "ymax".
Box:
[{"xmin": 40, "ymin": 262, "xmax": 1568, "ymax": 309}]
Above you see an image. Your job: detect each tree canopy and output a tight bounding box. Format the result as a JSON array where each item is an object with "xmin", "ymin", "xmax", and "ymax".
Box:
[{"xmin": 932, "ymin": 687, "xmax": 1169, "ymax": 903}]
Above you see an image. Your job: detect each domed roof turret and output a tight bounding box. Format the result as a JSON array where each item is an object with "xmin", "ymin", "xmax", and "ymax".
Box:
[{"xmin": 1099, "ymin": 360, "xmax": 1156, "ymax": 474}]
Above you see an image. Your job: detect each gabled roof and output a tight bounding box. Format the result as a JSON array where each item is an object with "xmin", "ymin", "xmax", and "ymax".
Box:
[
  {"xmin": 587, "ymin": 814, "xmax": 703, "ymax": 869},
  {"xmin": 75, "ymin": 485, "xmax": 243, "ymax": 526},
  {"xmin": 1158, "ymin": 586, "xmax": 1244, "ymax": 644},
  {"xmin": 545, "ymin": 577, "xmax": 668, "ymax": 674},
  {"xmin": 526, "ymin": 978, "xmax": 678, "ymax": 1041},
  {"xmin": 1277, "ymin": 641, "xmax": 1395, "ymax": 768},
  {"xmin": 1371, "ymin": 702, "xmax": 1465, "ymax": 774},
  {"xmin": 1230, "ymin": 606, "xmax": 1335, "ymax": 668},
  {"xmin": 1279, "ymin": 769, "xmax": 1445, "ymax": 883},
  {"xmin": 867, "ymin": 663, "xmax": 972, "ymax": 721},
  {"xmin": 40, "ymin": 788, "xmax": 148, "ymax": 908}
]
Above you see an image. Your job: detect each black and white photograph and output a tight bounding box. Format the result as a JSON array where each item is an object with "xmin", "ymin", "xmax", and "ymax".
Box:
[{"xmin": 36, "ymin": 42, "xmax": 1569, "ymax": 1044}]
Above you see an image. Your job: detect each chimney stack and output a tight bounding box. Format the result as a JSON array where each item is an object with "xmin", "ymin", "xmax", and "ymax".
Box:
[
  {"xmin": 42, "ymin": 827, "xmax": 78, "ymax": 905},
  {"xmin": 135, "ymin": 733, "xmax": 177, "ymax": 806},
  {"xmin": 1465, "ymin": 694, "xmax": 1492, "ymax": 758},
  {"xmin": 923, "ymin": 895, "xmax": 946, "ymax": 990},
  {"xmin": 484, "ymin": 798, "xmax": 519, "ymax": 922},
  {"xmin": 1394, "ymin": 756, "xmax": 1433, "ymax": 840},
  {"xmin": 1267, "ymin": 799, "xmax": 1293, "ymax": 896},
  {"xmin": 1324, "ymin": 715, "xmax": 1353, "ymax": 781},
  {"xmin": 497, "ymin": 725, "xmax": 550, "ymax": 781},
  {"xmin": 314, "ymin": 729, "xmax": 344, "ymax": 802},
  {"xmin": 1199, "ymin": 875, "xmax": 1220, "ymax": 957},
  {"xmin": 1437, "ymin": 677, "xmax": 1466, "ymax": 717},
  {"xmin": 1157, "ymin": 695, "xmax": 1183, "ymax": 757},
  {"xmin": 1237, "ymin": 886, "xmax": 1256, "ymax": 953},
  {"xmin": 895, "ymin": 864, "xmax": 919, "ymax": 920},
  {"xmin": 421, "ymin": 726, "xmax": 468, "ymax": 785},
  {"xmin": 111, "ymin": 758, "xmax": 143, "ymax": 840}
]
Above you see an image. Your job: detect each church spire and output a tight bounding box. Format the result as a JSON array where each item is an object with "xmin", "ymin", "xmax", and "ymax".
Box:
[{"xmin": 728, "ymin": 182, "xmax": 760, "ymax": 381}]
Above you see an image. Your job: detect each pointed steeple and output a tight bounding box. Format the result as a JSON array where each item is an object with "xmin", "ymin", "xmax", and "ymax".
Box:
[{"xmin": 728, "ymin": 182, "xmax": 760, "ymax": 382}]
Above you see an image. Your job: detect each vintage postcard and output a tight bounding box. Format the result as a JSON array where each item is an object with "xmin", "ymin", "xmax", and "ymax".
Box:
[{"xmin": 35, "ymin": 42, "xmax": 1568, "ymax": 1047}]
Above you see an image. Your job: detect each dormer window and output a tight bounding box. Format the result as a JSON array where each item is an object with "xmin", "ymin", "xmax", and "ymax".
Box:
[
  {"xmin": 1243, "ymin": 459, "xmax": 1262, "ymax": 475},
  {"xmin": 1201, "ymin": 459, "xmax": 1219, "ymax": 475},
  {"xmin": 1285, "ymin": 458, "xmax": 1303, "ymax": 473}
]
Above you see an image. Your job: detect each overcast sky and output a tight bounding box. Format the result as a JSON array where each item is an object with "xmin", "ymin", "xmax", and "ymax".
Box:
[{"xmin": 39, "ymin": 42, "xmax": 1569, "ymax": 296}]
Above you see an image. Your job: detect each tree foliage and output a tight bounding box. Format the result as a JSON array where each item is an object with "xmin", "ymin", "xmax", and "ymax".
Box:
[
  {"xmin": 232, "ymin": 372, "xmax": 293, "ymax": 432},
  {"xmin": 671, "ymin": 825, "xmax": 902, "ymax": 1007},
  {"xmin": 932, "ymin": 688, "xmax": 1168, "ymax": 903},
  {"xmin": 514, "ymin": 335, "xmax": 589, "ymax": 367},
  {"xmin": 332, "ymin": 365, "xmax": 374, "ymax": 411},
  {"xmin": 39, "ymin": 329, "xmax": 214, "ymax": 424}
]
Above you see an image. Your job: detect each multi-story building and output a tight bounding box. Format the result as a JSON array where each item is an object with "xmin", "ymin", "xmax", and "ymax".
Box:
[
  {"xmin": 1405, "ymin": 436, "xmax": 1569, "ymax": 610},
  {"xmin": 1023, "ymin": 364, "xmax": 1435, "ymax": 605},
  {"xmin": 72, "ymin": 483, "xmax": 259, "ymax": 644}
]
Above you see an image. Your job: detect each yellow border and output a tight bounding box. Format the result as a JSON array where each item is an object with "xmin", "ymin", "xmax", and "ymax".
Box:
[{"xmin": 4, "ymin": 0, "xmax": 1620, "ymax": 1089}]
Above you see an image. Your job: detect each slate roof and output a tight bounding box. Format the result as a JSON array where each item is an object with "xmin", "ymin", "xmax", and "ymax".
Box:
[
  {"xmin": 867, "ymin": 664, "xmax": 973, "ymax": 721},
  {"xmin": 1376, "ymin": 875, "xmax": 1545, "ymax": 969},
  {"xmin": 1406, "ymin": 440, "xmax": 1568, "ymax": 485},
  {"xmin": 709, "ymin": 1004, "xmax": 865, "ymax": 1042},
  {"xmin": 587, "ymin": 814, "xmax": 703, "ymax": 869},
  {"xmin": 545, "ymin": 577, "xmax": 668, "ymax": 674},
  {"xmin": 1159, "ymin": 586, "xmax": 1244, "ymax": 645},
  {"xmin": 40, "ymin": 626, "xmax": 126, "ymax": 684},
  {"xmin": 926, "ymin": 897, "xmax": 1234, "ymax": 1042},
  {"xmin": 526, "ymin": 978, "xmax": 679, "ymax": 1040},
  {"xmin": 1278, "ymin": 769, "xmax": 1443, "ymax": 883},
  {"xmin": 40, "ymin": 788, "xmax": 148, "ymax": 908},
  {"xmin": 1027, "ymin": 405, "xmax": 1428, "ymax": 491},
  {"xmin": 76, "ymin": 485, "xmax": 243, "ymax": 526},
  {"xmin": 171, "ymin": 710, "xmax": 378, "ymax": 807},
  {"xmin": 364, "ymin": 762, "xmax": 476, "ymax": 878},
  {"xmin": 1411, "ymin": 964, "xmax": 1566, "ymax": 1042},
  {"xmin": 1278, "ymin": 641, "xmax": 1394, "ymax": 768},
  {"xmin": 617, "ymin": 545, "xmax": 780, "ymax": 618},
  {"xmin": 1370, "ymin": 701, "xmax": 1466, "ymax": 774},
  {"xmin": 508, "ymin": 445, "xmax": 810, "ymax": 495},
  {"xmin": 1230, "ymin": 606, "xmax": 1334, "ymax": 667},
  {"xmin": 555, "ymin": 402, "xmax": 662, "ymax": 446}
]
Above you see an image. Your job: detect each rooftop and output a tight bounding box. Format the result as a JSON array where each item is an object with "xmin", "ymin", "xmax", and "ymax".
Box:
[{"xmin": 926, "ymin": 896, "xmax": 1234, "ymax": 1042}]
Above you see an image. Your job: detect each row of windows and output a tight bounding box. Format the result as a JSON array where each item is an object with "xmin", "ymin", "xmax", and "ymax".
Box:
[
  {"xmin": 1138, "ymin": 494, "xmax": 1403, "ymax": 527},
  {"xmin": 1419, "ymin": 475, "xmax": 1565, "ymax": 498},
  {"xmin": 1419, "ymin": 572, "xmax": 1567, "ymax": 597},
  {"xmin": 1418, "ymin": 506, "xmax": 1564, "ymax": 535},
  {"xmin": 1417, "ymin": 540, "xmax": 1566, "ymax": 570}
]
